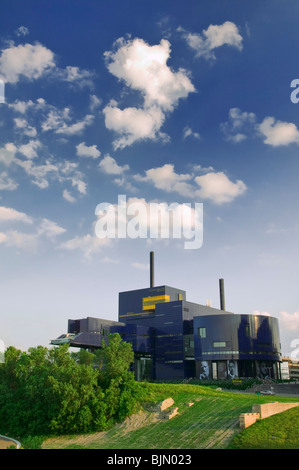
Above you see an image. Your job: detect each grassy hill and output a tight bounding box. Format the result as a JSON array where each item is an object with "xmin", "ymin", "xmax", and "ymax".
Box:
[{"xmin": 41, "ymin": 383, "xmax": 299, "ymax": 450}]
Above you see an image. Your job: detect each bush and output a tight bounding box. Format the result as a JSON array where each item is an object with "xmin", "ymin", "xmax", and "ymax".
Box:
[{"xmin": 0, "ymin": 334, "xmax": 140, "ymax": 440}]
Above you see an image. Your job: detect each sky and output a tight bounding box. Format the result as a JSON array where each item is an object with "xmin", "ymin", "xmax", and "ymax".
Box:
[{"xmin": 0, "ymin": 0, "xmax": 299, "ymax": 357}]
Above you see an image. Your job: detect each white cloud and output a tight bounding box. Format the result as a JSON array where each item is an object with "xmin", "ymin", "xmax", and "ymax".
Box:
[
  {"xmin": 103, "ymin": 37, "xmax": 195, "ymax": 148},
  {"xmin": 222, "ymin": 108, "xmax": 299, "ymax": 147},
  {"xmin": 15, "ymin": 26, "xmax": 29, "ymax": 37},
  {"xmin": 134, "ymin": 163, "xmax": 246, "ymax": 204},
  {"xmin": 62, "ymin": 189, "xmax": 76, "ymax": 203},
  {"xmin": 42, "ymin": 107, "xmax": 94, "ymax": 135},
  {"xmin": 103, "ymin": 103, "xmax": 167, "ymax": 149},
  {"xmin": 0, "ymin": 206, "xmax": 32, "ymax": 223},
  {"xmin": 183, "ymin": 126, "xmax": 200, "ymax": 140},
  {"xmin": 55, "ymin": 114, "xmax": 94, "ymax": 136},
  {"xmin": 0, "ymin": 143, "xmax": 18, "ymax": 166},
  {"xmin": 89, "ymin": 94, "xmax": 102, "ymax": 111},
  {"xmin": 0, "ymin": 172, "xmax": 18, "ymax": 191},
  {"xmin": 220, "ymin": 108, "xmax": 256, "ymax": 142},
  {"xmin": 14, "ymin": 117, "xmax": 37, "ymax": 137},
  {"xmin": 279, "ymin": 311, "xmax": 299, "ymax": 332},
  {"xmin": 99, "ymin": 154, "xmax": 129, "ymax": 174},
  {"xmin": 56, "ymin": 65, "xmax": 94, "ymax": 88},
  {"xmin": 204, "ymin": 21, "xmax": 243, "ymax": 51},
  {"xmin": 180, "ymin": 21, "xmax": 243, "ymax": 60},
  {"xmin": 0, "ymin": 41, "xmax": 94, "ymax": 88},
  {"xmin": 10, "ymin": 151, "xmax": 87, "ymax": 195},
  {"xmin": 37, "ymin": 218, "xmax": 66, "ymax": 238},
  {"xmin": 0, "ymin": 230, "xmax": 38, "ymax": 250},
  {"xmin": 15, "ymin": 158, "xmax": 59, "ymax": 189},
  {"xmin": 104, "ymin": 37, "xmax": 195, "ymax": 111},
  {"xmin": 18, "ymin": 140, "xmax": 41, "ymax": 159},
  {"xmin": 258, "ymin": 117, "xmax": 299, "ymax": 146},
  {"xmin": 113, "ymin": 176, "xmax": 138, "ymax": 193},
  {"xmin": 134, "ymin": 163, "xmax": 194, "ymax": 197},
  {"xmin": 194, "ymin": 171, "xmax": 247, "ymax": 204},
  {"xmin": 8, "ymin": 98, "xmax": 46, "ymax": 114},
  {"xmin": 0, "ymin": 208, "xmax": 65, "ymax": 251},
  {"xmin": 71, "ymin": 177, "xmax": 87, "ymax": 195},
  {"xmin": 76, "ymin": 142, "xmax": 101, "ymax": 159},
  {"xmin": 60, "ymin": 233, "xmax": 111, "ymax": 260},
  {"xmin": 0, "ymin": 42, "xmax": 55, "ymax": 83}
]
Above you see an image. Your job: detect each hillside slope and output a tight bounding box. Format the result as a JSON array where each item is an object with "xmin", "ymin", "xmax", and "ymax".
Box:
[{"xmin": 42, "ymin": 384, "xmax": 299, "ymax": 450}]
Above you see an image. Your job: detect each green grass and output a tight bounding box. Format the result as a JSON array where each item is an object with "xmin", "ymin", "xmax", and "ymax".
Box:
[
  {"xmin": 41, "ymin": 383, "xmax": 299, "ymax": 450},
  {"xmin": 230, "ymin": 406, "xmax": 299, "ymax": 449}
]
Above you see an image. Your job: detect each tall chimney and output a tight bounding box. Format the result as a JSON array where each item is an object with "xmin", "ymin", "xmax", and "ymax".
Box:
[
  {"xmin": 219, "ymin": 278, "xmax": 225, "ymax": 311},
  {"xmin": 150, "ymin": 251, "xmax": 154, "ymax": 288}
]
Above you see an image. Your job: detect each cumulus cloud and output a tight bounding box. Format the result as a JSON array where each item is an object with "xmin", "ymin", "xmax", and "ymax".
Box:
[
  {"xmin": 179, "ymin": 21, "xmax": 243, "ymax": 60},
  {"xmin": 62, "ymin": 189, "xmax": 76, "ymax": 203},
  {"xmin": 0, "ymin": 206, "xmax": 65, "ymax": 251},
  {"xmin": 104, "ymin": 37, "xmax": 195, "ymax": 111},
  {"xmin": 41, "ymin": 107, "xmax": 94, "ymax": 135},
  {"xmin": 135, "ymin": 163, "xmax": 193, "ymax": 197},
  {"xmin": 37, "ymin": 218, "xmax": 66, "ymax": 238},
  {"xmin": 279, "ymin": 311, "xmax": 299, "ymax": 332},
  {"xmin": 183, "ymin": 126, "xmax": 200, "ymax": 140},
  {"xmin": 99, "ymin": 154, "xmax": 129, "ymax": 174},
  {"xmin": 15, "ymin": 26, "xmax": 30, "ymax": 37},
  {"xmin": 220, "ymin": 107, "xmax": 256, "ymax": 142},
  {"xmin": 15, "ymin": 158, "xmax": 59, "ymax": 189},
  {"xmin": 221, "ymin": 108, "xmax": 299, "ymax": 148},
  {"xmin": 103, "ymin": 103, "xmax": 167, "ymax": 150},
  {"xmin": 134, "ymin": 163, "xmax": 246, "ymax": 204},
  {"xmin": 18, "ymin": 140, "xmax": 41, "ymax": 159},
  {"xmin": 13, "ymin": 154, "xmax": 87, "ymax": 195},
  {"xmin": 76, "ymin": 142, "xmax": 101, "ymax": 159},
  {"xmin": 0, "ymin": 143, "xmax": 18, "ymax": 166},
  {"xmin": 0, "ymin": 206, "xmax": 32, "ymax": 223},
  {"xmin": 13, "ymin": 117, "xmax": 37, "ymax": 137},
  {"xmin": 0, "ymin": 172, "xmax": 18, "ymax": 191},
  {"xmin": 0, "ymin": 42, "xmax": 55, "ymax": 83},
  {"xmin": 8, "ymin": 98, "xmax": 46, "ymax": 114},
  {"xmin": 103, "ymin": 37, "xmax": 195, "ymax": 148},
  {"xmin": 194, "ymin": 171, "xmax": 247, "ymax": 204},
  {"xmin": 60, "ymin": 233, "xmax": 111, "ymax": 260},
  {"xmin": 55, "ymin": 65, "xmax": 94, "ymax": 88},
  {"xmin": 89, "ymin": 94, "xmax": 102, "ymax": 111},
  {"xmin": 258, "ymin": 117, "xmax": 299, "ymax": 146},
  {"xmin": 0, "ymin": 41, "xmax": 94, "ymax": 87}
]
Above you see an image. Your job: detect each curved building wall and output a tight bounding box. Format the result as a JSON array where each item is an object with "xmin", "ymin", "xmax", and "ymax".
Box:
[{"xmin": 194, "ymin": 313, "xmax": 281, "ymax": 380}]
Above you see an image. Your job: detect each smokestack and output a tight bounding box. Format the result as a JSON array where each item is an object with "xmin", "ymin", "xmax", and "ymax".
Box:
[
  {"xmin": 150, "ymin": 251, "xmax": 154, "ymax": 288},
  {"xmin": 219, "ymin": 278, "xmax": 225, "ymax": 311}
]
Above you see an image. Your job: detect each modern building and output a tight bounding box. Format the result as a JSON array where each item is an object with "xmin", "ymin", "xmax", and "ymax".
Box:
[
  {"xmin": 61, "ymin": 252, "xmax": 282, "ymax": 381},
  {"xmin": 281, "ymin": 357, "xmax": 299, "ymax": 380}
]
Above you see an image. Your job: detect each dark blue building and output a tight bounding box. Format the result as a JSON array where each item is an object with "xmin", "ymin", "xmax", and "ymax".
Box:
[{"xmin": 65, "ymin": 252, "xmax": 282, "ymax": 381}]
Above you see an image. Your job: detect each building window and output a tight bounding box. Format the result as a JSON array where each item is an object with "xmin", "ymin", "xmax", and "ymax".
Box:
[
  {"xmin": 198, "ymin": 327, "xmax": 206, "ymax": 338},
  {"xmin": 213, "ymin": 341, "xmax": 226, "ymax": 348}
]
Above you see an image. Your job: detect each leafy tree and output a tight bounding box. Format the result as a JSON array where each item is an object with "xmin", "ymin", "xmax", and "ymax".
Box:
[
  {"xmin": 98, "ymin": 333, "xmax": 134, "ymax": 385},
  {"xmin": 0, "ymin": 335, "xmax": 140, "ymax": 439}
]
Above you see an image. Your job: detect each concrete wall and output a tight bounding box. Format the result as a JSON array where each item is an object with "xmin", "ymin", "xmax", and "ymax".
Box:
[
  {"xmin": 239, "ymin": 402, "xmax": 299, "ymax": 429},
  {"xmin": 252, "ymin": 402, "xmax": 299, "ymax": 419},
  {"xmin": 239, "ymin": 413, "xmax": 260, "ymax": 429}
]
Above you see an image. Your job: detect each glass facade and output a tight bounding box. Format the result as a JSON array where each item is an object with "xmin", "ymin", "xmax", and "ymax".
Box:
[{"xmin": 68, "ymin": 285, "xmax": 282, "ymax": 381}]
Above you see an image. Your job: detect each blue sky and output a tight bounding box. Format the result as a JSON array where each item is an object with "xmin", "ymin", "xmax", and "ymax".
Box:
[{"xmin": 1, "ymin": 0, "xmax": 299, "ymax": 356}]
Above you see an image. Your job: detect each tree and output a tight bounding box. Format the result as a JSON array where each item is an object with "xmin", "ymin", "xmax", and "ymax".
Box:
[{"xmin": 98, "ymin": 333, "xmax": 134, "ymax": 384}]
